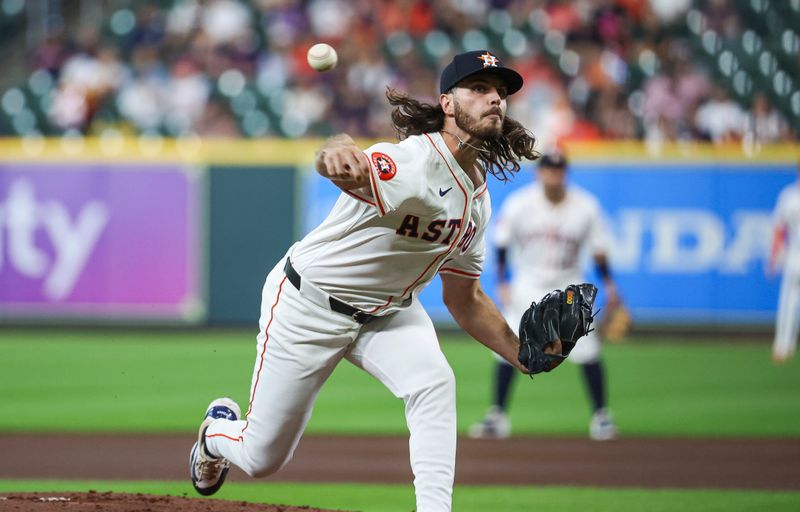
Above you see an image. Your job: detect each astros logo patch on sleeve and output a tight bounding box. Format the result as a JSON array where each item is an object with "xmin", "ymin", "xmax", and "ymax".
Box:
[{"xmin": 371, "ymin": 152, "xmax": 397, "ymax": 181}]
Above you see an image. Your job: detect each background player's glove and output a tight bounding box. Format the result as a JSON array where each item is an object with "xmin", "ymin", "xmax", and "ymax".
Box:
[
  {"xmin": 599, "ymin": 302, "xmax": 632, "ymax": 343},
  {"xmin": 518, "ymin": 283, "xmax": 598, "ymax": 375}
]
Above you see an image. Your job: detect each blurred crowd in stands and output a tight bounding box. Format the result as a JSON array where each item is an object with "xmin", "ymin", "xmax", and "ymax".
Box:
[{"xmin": 2, "ymin": 0, "xmax": 797, "ymax": 147}]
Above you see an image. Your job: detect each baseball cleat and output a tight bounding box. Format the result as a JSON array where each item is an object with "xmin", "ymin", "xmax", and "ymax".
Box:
[
  {"xmin": 589, "ymin": 408, "xmax": 618, "ymax": 441},
  {"xmin": 190, "ymin": 397, "xmax": 241, "ymax": 496},
  {"xmin": 468, "ymin": 406, "xmax": 511, "ymax": 439}
]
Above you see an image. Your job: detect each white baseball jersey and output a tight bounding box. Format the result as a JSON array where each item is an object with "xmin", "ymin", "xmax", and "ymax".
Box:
[
  {"xmin": 773, "ymin": 182, "xmax": 800, "ymax": 275},
  {"xmin": 291, "ymin": 131, "xmax": 491, "ymax": 314},
  {"xmin": 495, "ymin": 182, "xmax": 610, "ymax": 292}
]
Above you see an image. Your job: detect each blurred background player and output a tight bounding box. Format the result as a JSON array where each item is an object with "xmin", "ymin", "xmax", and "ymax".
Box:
[
  {"xmin": 469, "ymin": 148, "xmax": 623, "ymax": 441},
  {"xmin": 769, "ymin": 164, "xmax": 800, "ymax": 363}
]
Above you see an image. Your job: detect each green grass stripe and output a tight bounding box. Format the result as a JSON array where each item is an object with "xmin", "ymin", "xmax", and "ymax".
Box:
[
  {"xmin": 0, "ymin": 480, "xmax": 798, "ymax": 512},
  {"xmin": 1, "ymin": 329, "xmax": 799, "ymax": 436}
]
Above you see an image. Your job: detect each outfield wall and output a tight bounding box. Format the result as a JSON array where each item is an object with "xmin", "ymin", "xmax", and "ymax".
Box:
[{"xmin": 0, "ymin": 138, "xmax": 796, "ymax": 326}]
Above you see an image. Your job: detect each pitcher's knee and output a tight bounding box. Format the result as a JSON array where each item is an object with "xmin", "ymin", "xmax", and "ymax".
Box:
[
  {"xmin": 437, "ymin": 365, "xmax": 456, "ymax": 391},
  {"xmin": 417, "ymin": 365, "xmax": 456, "ymax": 401},
  {"xmin": 239, "ymin": 447, "xmax": 291, "ymax": 478}
]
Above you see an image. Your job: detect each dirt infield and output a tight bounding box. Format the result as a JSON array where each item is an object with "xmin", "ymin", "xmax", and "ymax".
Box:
[
  {"xmin": 0, "ymin": 492, "xmax": 339, "ymax": 511},
  {"xmin": 3, "ymin": 433, "xmax": 799, "ymax": 490}
]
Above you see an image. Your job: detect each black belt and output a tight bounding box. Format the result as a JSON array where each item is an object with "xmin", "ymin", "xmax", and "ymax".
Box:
[{"xmin": 283, "ymin": 258, "xmax": 378, "ymax": 324}]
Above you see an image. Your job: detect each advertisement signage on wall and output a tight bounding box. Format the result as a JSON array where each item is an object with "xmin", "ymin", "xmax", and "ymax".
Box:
[
  {"xmin": 0, "ymin": 163, "xmax": 203, "ymax": 321},
  {"xmin": 481, "ymin": 163, "xmax": 791, "ymax": 324},
  {"xmin": 304, "ymin": 162, "xmax": 794, "ymax": 325}
]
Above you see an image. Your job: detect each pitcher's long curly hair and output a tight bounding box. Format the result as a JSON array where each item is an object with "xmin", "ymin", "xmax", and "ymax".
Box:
[{"xmin": 386, "ymin": 88, "xmax": 539, "ymax": 181}]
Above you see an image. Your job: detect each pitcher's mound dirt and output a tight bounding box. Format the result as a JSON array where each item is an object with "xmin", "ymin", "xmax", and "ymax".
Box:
[{"xmin": 0, "ymin": 492, "xmax": 346, "ymax": 512}]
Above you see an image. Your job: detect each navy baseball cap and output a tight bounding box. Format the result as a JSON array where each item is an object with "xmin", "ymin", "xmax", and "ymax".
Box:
[
  {"xmin": 439, "ymin": 50, "xmax": 524, "ymax": 95},
  {"xmin": 539, "ymin": 150, "xmax": 567, "ymax": 169}
]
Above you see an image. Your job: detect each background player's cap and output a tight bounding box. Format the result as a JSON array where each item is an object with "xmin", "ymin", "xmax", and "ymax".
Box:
[
  {"xmin": 539, "ymin": 150, "xmax": 568, "ymax": 169},
  {"xmin": 439, "ymin": 50, "xmax": 524, "ymax": 95}
]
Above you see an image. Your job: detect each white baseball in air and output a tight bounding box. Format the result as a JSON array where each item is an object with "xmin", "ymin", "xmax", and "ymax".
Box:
[{"xmin": 307, "ymin": 43, "xmax": 338, "ymax": 72}]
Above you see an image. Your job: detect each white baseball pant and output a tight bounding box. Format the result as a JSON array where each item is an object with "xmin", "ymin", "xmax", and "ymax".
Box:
[
  {"xmin": 774, "ymin": 269, "xmax": 800, "ymax": 360},
  {"xmin": 204, "ymin": 256, "xmax": 457, "ymax": 512}
]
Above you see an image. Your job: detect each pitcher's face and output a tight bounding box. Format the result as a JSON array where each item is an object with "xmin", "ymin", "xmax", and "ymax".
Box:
[{"xmin": 451, "ymin": 75, "xmax": 508, "ymax": 140}]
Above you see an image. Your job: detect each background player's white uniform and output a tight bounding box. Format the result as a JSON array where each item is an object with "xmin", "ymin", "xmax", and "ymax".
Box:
[
  {"xmin": 772, "ymin": 181, "xmax": 800, "ymax": 361},
  {"xmin": 496, "ymin": 182, "xmax": 611, "ymax": 364},
  {"xmin": 204, "ymin": 132, "xmax": 489, "ymax": 512}
]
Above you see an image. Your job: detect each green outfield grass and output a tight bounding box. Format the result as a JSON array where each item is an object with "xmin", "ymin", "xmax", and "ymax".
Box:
[
  {"xmin": 1, "ymin": 328, "xmax": 798, "ymax": 436},
  {"xmin": 1, "ymin": 480, "xmax": 798, "ymax": 512}
]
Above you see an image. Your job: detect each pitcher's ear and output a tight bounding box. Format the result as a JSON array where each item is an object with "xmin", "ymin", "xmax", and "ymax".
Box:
[{"xmin": 440, "ymin": 92, "xmax": 454, "ymax": 117}]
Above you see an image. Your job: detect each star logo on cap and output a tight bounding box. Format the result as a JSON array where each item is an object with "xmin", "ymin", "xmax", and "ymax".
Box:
[{"xmin": 477, "ymin": 52, "xmax": 499, "ymax": 68}]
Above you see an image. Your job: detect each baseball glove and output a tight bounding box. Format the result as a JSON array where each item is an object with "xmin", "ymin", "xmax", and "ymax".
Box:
[
  {"xmin": 600, "ymin": 302, "xmax": 632, "ymax": 343},
  {"xmin": 518, "ymin": 283, "xmax": 598, "ymax": 375}
]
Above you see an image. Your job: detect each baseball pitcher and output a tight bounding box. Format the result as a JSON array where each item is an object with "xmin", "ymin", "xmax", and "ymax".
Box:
[{"xmin": 189, "ymin": 51, "xmax": 596, "ymax": 512}]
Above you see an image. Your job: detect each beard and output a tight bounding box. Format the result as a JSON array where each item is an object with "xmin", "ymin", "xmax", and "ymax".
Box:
[{"xmin": 453, "ymin": 98, "xmax": 503, "ymax": 141}]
